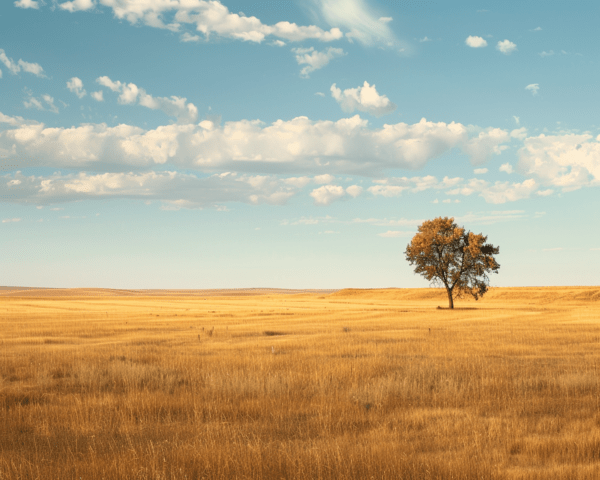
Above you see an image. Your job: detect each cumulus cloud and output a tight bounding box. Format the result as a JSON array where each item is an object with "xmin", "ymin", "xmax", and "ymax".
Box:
[
  {"xmin": 447, "ymin": 178, "xmax": 538, "ymax": 204},
  {"xmin": 461, "ymin": 127, "xmax": 511, "ymax": 164},
  {"xmin": 58, "ymin": 0, "xmax": 96, "ymax": 12},
  {"xmin": 330, "ymin": 81, "xmax": 397, "ymax": 117},
  {"xmin": 293, "ymin": 47, "xmax": 346, "ymax": 77},
  {"xmin": 345, "ymin": 185, "xmax": 363, "ymax": 197},
  {"xmin": 511, "ymin": 127, "xmax": 528, "ymax": 140},
  {"xmin": 96, "ymin": 76, "xmax": 198, "ymax": 123},
  {"xmin": 67, "ymin": 77, "xmax": 86, "ymax": 99},
  {"xmin": 310, "ymin": 185, "xmax": 345, "ymax": 205},
  {"xmin": 313, "ymin": 173, "xmax": 335, "ymax": 184},
  {"xmin": 474, "ymin": 168, "xmax": 488, "ymax": 174},
  {"xmin": 0, "ymin": 112, "xmax": 26, "ymax": 126},
  {"xmin": 496, "ymin": 39, "xmax": 517, "ymax": 54},
  {"xmin": 315, "ymin": 0, "xmax": 398, "ymax": 47},
  {"xmin": 0, "ymin": 114, "xmax": 513, "ymax": 175},
  {"xmin": 14, "ymin": 0, "xmax": 40, "ymax": 8},
  {"xmin": 57, "ymin": 0, "xmax": 342, "ymax": 44},
  {"xmin": 91, "ymin": 90, "xmax": 104, "ymax": 102},
  {"xmin": 517, "ymin": 133, "xmax": 600, "ymax": 190},
  {"xmin": 525, "ymin": 84, "xmax": 539, "ymax": 96},
  {"xmin": 0, "ymin": 49, "xmax": 46, "ymax": 78},
  {"xmin": 465, "ymin": 36, "xmax": 487, "ymax": 48},
  {"xmin": 539, "ymin": 50, "xmax": 554, "ymax": 57},
  {"xmin": 499, "ymin": 163, "xmax": 514, "ymax": 174}
]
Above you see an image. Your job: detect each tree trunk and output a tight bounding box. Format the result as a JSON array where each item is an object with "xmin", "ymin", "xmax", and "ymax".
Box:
[{"xmin": 447, "ymin": 287, "xmax": 454, "ymax": 309}]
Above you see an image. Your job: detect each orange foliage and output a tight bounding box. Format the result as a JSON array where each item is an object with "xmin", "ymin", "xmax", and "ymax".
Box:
[{"xmin": 405, "ymin": 217, "xmax": 500, "ymax": 308}]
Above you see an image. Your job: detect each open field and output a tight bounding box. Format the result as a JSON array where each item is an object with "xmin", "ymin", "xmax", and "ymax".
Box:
[{"xmin": 1, "ymin": 286, "xmax": 600, "ymax": 479}]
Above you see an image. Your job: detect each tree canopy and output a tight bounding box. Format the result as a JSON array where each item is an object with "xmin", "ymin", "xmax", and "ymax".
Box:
[{"xmin": 405, "ymin": 217, "xmax": 500, "ymax": 308}]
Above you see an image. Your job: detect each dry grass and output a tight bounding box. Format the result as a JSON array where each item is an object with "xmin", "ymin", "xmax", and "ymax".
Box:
[{"xmin": 1, "ymin": 286, "xmax": 599, "ymax": 479}]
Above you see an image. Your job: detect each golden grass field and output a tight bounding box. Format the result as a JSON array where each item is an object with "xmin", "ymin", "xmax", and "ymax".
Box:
[{"xmin": 1, "ymin": 286, "xmax": 600, "ymax": 479}]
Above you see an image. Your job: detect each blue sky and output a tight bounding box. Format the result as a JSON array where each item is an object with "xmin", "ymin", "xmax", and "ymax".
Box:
[{"xmin": 1, "ymin": 0, "xmax": 598, "ymax": 289}]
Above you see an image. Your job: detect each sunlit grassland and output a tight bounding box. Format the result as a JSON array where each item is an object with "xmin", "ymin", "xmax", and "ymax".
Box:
[{"xmin": 1, "ymin": 286, "xmax": 599, "ymax": 479}]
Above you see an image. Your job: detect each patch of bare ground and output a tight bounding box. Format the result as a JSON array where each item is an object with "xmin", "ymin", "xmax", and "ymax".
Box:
[{"xmin": 1, "ymin": 286, "xmax": 599, "ymax": 479}]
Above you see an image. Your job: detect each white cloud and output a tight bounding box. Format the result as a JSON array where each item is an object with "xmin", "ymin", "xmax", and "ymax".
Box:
[
  {"xmin": 96, "ymin": 76, "xmax": 198, "ymax": 123},
  {"xmin": 316, "ymin": 0, "xmax": 398, "ymax": 47},
  {"xmin": 58, "ymin": 0, "xmax": 95, "ymax": 12},
  {"xmin": 474, "ymin": 168, "xmax": 488, "ymax": 174},
  {"xmin": 313, "ymin": 174, "xmax": 335, "ymax": 184},
  {"xmin": 23, "ymin": 92, "xmax": 59, "ymax": 113},
  {"xmin": 330, "ymin": 81, "xmax": 397, "ymax": 117},
  {"xmin": 513, "ymin": 116, "xmax": 520, "ymax": 125},
  {"xmin": 419, "ymin": 36, "xmax": 432, "ymax": 42},
  {"xmin": 14, "ymin": 0, "xmax": 40, "ymax": 8},
  {"xmin": 496, "ymin": 39, "xmax": 517, "ymax": 54},
  {"xmin": 511, "ymin": 127, "xmax": 528, "ymax": 140},
  {"xmin": 0, "ymin": 170, "xmax": 306, "ymax": 209},
  {"xmin": 345, "ymin": 185, "xmax": 363, "ymax": 197},
  {"xmin": 536, "ymin": 189, "xmax": 553, "ymax": 196},
  {"xmin": 96, "ymin": 76, "xmax": 122, "ymax": 92},
  {"xmin": 59, "ymin": 0, "xmax": 343, "ymax": 44},
  {"xmin": 461, "ymin": 127, "xmax": 510, "ymax": 164},
  {"xmin": 180, "ymin": 32, "xmax": 201, "ymax": 43},
  {"xmin": 310, "ymin": 185, "xmax": 345, "ymax": 205},
  {"xmin": 465, "ymin": 36, "xmax": 487, "ymax": 48},
  {"xmin": 67, "ymin": 77, "xmax": 87, "ymax": 99},
  {"xmin": 532, "ymin": 27, "xmax": 542, "ymax": 31},
  {"xmin": 2, "ymin": 218, "xmax": 21, "ymax": 223},
  {"xmin": 0, "ymin": 114, "xmax": 513, "ymax": 175},
  {"xmin": 17, "ymin": 59, "xmax": 46, "ymax": 77},
  {"xmin": 283, "ymin": 176, "xmax": 311, "ymax": 188},
  {"xmin": 0, "ymin": 49, "xmax": 46, "ymax": 78},
  {"xmin": 525, "ymin": 84, "xmax": 539, "ymax": 96},
  {"xmin": 315, "ymin": 92, "xmax": 325, "ymax": 97},
  {"xmin": 0, "ymin": 50, "xmax": 21, "ymax": 75},
  {"xmin": 499, "ymin": 163, "xmax": 514, "ymax": 174},
  {"xmin": 517, "ymin": 133, "xmax": 600, "ymax": 190},
  {"xmin": 271, "ymin": 40, "xmax": 286, "ymax": 47},
  {"xmin": 91, "ymin": 90, "xmax": 104, "ymax": 102},
  {"xmin": 119, "ymin": 83, "xmax": 139, "ymax": 104},
  {"xmin": 446, "ymin": 178, "xmax": 538, "ymax": 204},
  {"xmin": 539, "ymin": 50, "xmax": 554, "ymax": 57},
  {"xmin": 292, "ymin": 47, "xmax": 345, "ymax": 77},
  {"xmin": 479, "ymin": 179, "xmax": 537, "ymax": 203},
  {"xmin": 368, "ymin": 185, "xmax": 404, "ymax": 197},
  {"xmin": 378, "ymin": 231, "xmax": 407, "ymax": 238},
  {"xmin": 0, "ymin": 112, "xmax": 26, "ymax": 126}
]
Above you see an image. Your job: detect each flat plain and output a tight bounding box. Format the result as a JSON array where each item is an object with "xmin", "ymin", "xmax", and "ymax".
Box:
[{"xmin": 1, "ymin": 286, "xmax": 599, "ymax": 479}]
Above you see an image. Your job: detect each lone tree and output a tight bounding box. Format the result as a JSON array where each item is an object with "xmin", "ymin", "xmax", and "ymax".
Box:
[{"xmin": 405, "ymin": 217, "xmax": 500, "ymax": 309}]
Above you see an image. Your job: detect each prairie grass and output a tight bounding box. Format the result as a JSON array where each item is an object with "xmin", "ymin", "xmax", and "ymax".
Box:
[{"xmin": 0, "ymin": 286, "xmax": 599, "ymax": 479}]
